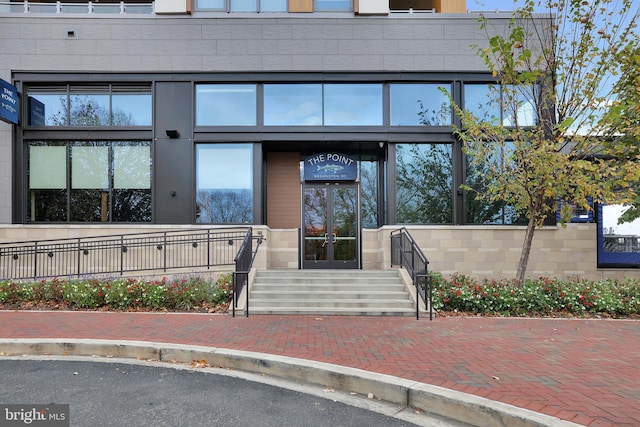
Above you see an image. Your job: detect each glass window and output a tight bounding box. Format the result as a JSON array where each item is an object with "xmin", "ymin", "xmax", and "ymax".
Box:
[
  {"xmin": 27, "ymin": 141, "xmax": 151, "ymax": 223},
  {"xmin": 395, "ymin": 144, "xmax": 452, "ymax": 224},
  {"xmin": 27, "ymin": 85, "xmax": 152, "ymax": 127},
  {"xmin": 360, "ymin": 160, "xmax": 380, "ymax": 228},
  {"xmin": 28, "ymin": 91, "xmax": 67, "ymax": 126},
  {"xmin": 196, "ymin": 144, "xmax": 253, "ymax": 224},
  {"xmin": 230, "ymin": 0, "xmax": 257, "ymax": 11},
  {"xmin": 112, "ymin": 92, "xmax": 152, "ymax": 126},
  {"xmin": 464, "ymin": 83, "xmax": 537, "ymax": 127},
  {"xmin": 315, "ymin": 0, "xmax": 351, "ymax": 10},
  {"xmin": 112, "ymin": 143, "xmax": 152, "ymax": 222},
  {"xmin": 390, "ymin": 84, "xmax": 452, "ymax": 126},
  {"xmin": 464, "ymin": 84, "xmax": 501, "ymax": 124},
  {"xmin": 598, "ymin": 204, "xmax": 640, "ymax": 267},
  {"xmin": 260, "ymin": 0, "xmax": 287, "ymax": 11},
  {"xmin": 324, "ymin": 84, "xmax": 382, "ymax": 126},
  {"xmin": 196, "ymin": 0, "xmax": 226, "ymax": 9},
  {"xmin": 28, "ymin": 143, "xmax": 68, "ymax": 222},
  {"xmin": 501, "ymin": 84, "xmax": 537, "ymax": 127},
  {"xmin": 68, "ymin": 93, "xmax": 110, "ymax": 126},
  {"xmin": 196, "ymin": 84, "xmax": 257, "ymax": 126},
  {"xmin": 264, "ymin": 84, "xmax": 322, "ymax": 126},
  {"xmin": 464, "ymin": 143, "xmax": 527, "ymax": 224}
]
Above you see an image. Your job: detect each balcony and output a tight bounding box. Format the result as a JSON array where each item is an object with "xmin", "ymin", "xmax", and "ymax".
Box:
[
  {"xmin": 0, "ymin": 0, "xmax": 468, "ymax": 16},
  {"xmin": 0, "ymin": 0, "xmax": 154, "ymax": 15}
]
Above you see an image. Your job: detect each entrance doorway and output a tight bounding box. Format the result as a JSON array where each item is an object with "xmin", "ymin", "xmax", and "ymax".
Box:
[{"xmin": 302, "ymin": 183, "xmax": 359, "ymax": 269}]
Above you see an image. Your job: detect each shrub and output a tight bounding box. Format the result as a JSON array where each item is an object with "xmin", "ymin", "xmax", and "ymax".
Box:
[
  {"xmin": 431, "ymin": 273, "xmax": 640, "ymax": 317},
  {"xmin": 0, "ymin": 273, "xmax": 234, "ymax": 312}
]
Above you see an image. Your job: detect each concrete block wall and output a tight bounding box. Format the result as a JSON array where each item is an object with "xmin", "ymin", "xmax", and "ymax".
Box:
[
  {"xmin": 2, "ymin": 224, "xmax": 640, "ymax": 280},
  {"xmin": 376, "ymin": 224, "xmax": 640, "ymax": 281}
]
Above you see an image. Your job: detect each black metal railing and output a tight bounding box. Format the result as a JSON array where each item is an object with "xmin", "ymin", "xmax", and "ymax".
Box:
[
  {"xmin": 390, "ymin": 227, "xmax": 432, "ymax": 320},
  {"xmin": 0, "ymin": 228, "xmax": 250, "ymax": 281},
  {"xmin": 232, "ymin": 228, "xmax": 264, "ymax": 318}
]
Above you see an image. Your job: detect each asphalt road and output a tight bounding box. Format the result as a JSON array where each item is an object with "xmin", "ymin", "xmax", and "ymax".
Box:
[{"xmin": 0, "ymin": 358, "xmax": 464, "ymax": 427}]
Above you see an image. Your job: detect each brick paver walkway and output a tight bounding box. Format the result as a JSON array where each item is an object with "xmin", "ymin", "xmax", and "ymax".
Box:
[{"xmin": 0, "ymin": 312, "xmax": 638, "ymax": 427}]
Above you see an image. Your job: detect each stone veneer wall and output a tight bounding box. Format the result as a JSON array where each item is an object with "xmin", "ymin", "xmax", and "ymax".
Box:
[{"xmin": 3, "ymin": 224, "xmax": 640, "ymax": 281}]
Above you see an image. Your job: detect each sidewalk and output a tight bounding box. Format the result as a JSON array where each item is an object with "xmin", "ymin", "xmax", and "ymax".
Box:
[{"xmin": 0, "ymin": 312, "xmax": 638, "ymax": 427}]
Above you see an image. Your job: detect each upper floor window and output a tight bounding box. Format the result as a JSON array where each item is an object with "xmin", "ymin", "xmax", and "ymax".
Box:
[
  {"xmin": 315, "ymin": 0, "xmax": 351, "ymax": 10},
  {"xmin": 27, "ymin": 85, "xmax": 152, "ymax": 127},
  {"xmin": 196, "ymin": 84, "xmax": 257, "ymax": 126},
  {"xmin": 195, "ymin": 0, "xmax": 287, "ymax": 12},
  {"xmin": 324, "ymin": 84, "xmax": 382, "ymax": 125},
  {"xmin": 463, "ymin": 83, "xmax": 537, "ymax": 127},
  {"xmin": 264, "ymin": 84, "xmax": 322, "ymax": 126},
  {"xmin": 390, "ymin": 84, "xmax": 452, "ymax": 126}
]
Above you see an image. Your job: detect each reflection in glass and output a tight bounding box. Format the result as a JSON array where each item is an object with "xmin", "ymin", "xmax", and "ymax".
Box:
[
  {"xmin": 332, "ymin": 187, "xmax": 357, "ymax": 261},
  {"xmin": 324, "ymin": 84, "xmax": 382, "ymax": 126},
  {"xmin": 69, "ymin": 94, "xmax": 110, "ymax": 126},
  {"xmin": 112, "ymin": 93, "xmax": 152, "ymax": 126},
  {"xmin": 464, "ymin": 84, "xmax": 500, "ymax": 124},
  {"xmin": 602, "ymin": 205, "xmax": 640, "ymax": 253},
  {"xmin": 315, "ymin": 0, "xmax": 351, "ymax": 10},
  {"xmin": 71, "ymin": 144, "xmax": 109, "ymax": 222},
  {"xmin": 112, "ymin": 143, "xmax": 152, "ymax": 222},
  {"xmin": 390, "ymin": 84, "xmax": 451, "ymax": 126},
  {"xmin": 230, "ymin": 0, "xmax": 257, "ymax": 11},
  {"xmin": 196, "ymin": 84, "xmax": 257, "ymax": 126},
  {"xmin": 260, "ymin": 0, "xmax": 287, "ymax": 11},
  {"xmin": 28, "ymin": 86, "xmax": 152, "ymax": 127},
  {"xmin": 396, "ymin": 144, "xmax": 452, "ymax": 224},
  {"xmin": 501, "ymin": 84, "xmax": 537, "ymax": 127},
  {"xmin": 196, "ymin": 144, "xmax": 253, "ymax": 223},
  {"xmin": 360, "ymin": 161, "xmax": 379, "ymax": 228},
  {"xmin": 28, "ymin": 143, "xmax": 67, "ymax": 221},
  {"xmin": 196, "ymin": 0, "xmax": 225, "ymax": 8},
  {"xmin": 465, "ymin": 144, "xmax": 527, "ymax": 224},
  {"xmin": 304, "ymin": 187, "xmax": 328, "ymax": 261},
  {"xmin": 264, "ymin": 84, "xmax": 322, "ymax": 126},
  {"xmin": 27, "ymin": 141, "xmax": 151, "ymax": 223},
  {"xmin": 28, "ymin": 93, "xmax": 67, "ymax": 126}
]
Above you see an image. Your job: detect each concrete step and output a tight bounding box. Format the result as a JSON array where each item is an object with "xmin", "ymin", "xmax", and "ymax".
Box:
[
  {"xmin": 248, "ymin": 269, "xmax": 416, "ymax": 316},
  {"xmin": 251, "ymin": 284, "xmax": 408, "ymax": 292},
  {"xmin": 250, "ymin": 290, "xmax": 411, "ymax": 300},
  {"xmin": 247, "ymin": 306, "xmax": 417, "ymax": 316},
  {"xmin": 250, "ymin": 299, "xmax": 415, "ymax": 309}
]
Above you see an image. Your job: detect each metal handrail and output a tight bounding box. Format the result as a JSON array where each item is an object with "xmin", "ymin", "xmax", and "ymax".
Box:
[
  {"xmin": 0, "ymin": 227, "xmax": 249, "ymax": 280},
  {"xmin": 232, "ymin": 228, "xmax": 265, "ymax": 318},
  {"xmin": 0, "ymin": 1, "xmax": 154, "ymax": 15},
  {"xmin": 390, "ymin": 227, "xmax": 432, "ymax": 320}
]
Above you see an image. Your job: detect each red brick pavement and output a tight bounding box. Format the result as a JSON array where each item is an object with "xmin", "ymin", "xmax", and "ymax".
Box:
[{"xmin": 0, "ymin": 312, "xmax": 638, "ymax": 427}]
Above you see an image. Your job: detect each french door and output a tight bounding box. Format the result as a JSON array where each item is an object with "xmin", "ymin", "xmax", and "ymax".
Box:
[{"xmin": 302, "ymin": 183, "xmax": 359, "ymax": 269}]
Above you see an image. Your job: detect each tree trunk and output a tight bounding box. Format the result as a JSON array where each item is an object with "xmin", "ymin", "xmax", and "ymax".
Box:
[{"xmin": 516, "ymin": 213, "xmax": 538, "ymax": 285}]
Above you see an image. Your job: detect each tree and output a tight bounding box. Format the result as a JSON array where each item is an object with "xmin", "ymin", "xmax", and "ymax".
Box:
[
  {"xmin": 601, "ymin": 43, "xmax": 640, "ymax": 224},
  {"xmin": 451, "ymin": 0, "xmax": 639, "ymax": 283}
]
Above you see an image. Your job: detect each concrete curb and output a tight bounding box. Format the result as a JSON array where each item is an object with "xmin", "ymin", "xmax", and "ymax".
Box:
[{"xmin": 0, "ymin": 339, "xmax": 583, "ymax": 427}]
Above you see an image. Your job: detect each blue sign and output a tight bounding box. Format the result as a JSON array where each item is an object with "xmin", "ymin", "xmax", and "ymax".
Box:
[
  {"xmin": 0, "ymin": 78, "xmax": 19, "ymax": 125},
  {"xmin": 304, "ymin": 152, "xmax": 358, "ymax": 181},
  {"xmin": 29, "ymin": 96, "xmax": 45, "ymax": 126}
]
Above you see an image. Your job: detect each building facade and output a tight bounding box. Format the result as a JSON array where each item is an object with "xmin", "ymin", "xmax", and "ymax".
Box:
[{"xmin": 1, "ymin": 0, "xmax": 638, "ymax": 280}]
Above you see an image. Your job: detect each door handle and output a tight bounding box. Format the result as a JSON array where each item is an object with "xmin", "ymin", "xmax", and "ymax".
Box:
[
  {"xmin": 322, "ymin": 233, "xmax": 329, "ymax": 248},
  {"xmin": 331, "ymin": 233, "xmax": 337, "ymax": 243}
]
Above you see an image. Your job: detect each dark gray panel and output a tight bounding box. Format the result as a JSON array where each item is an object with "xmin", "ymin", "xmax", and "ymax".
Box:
[{"xmin": 154, "ymin": 82, "xmax": 194, "ymax": 224}]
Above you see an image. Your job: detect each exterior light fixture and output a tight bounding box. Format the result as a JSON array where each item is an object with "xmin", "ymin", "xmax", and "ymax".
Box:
[{"xmin": 166, "ymin": 129, "xmax": 180, "ymax": 138}]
